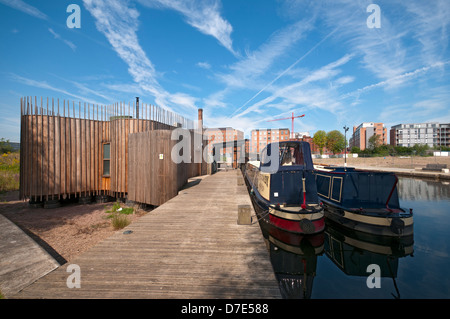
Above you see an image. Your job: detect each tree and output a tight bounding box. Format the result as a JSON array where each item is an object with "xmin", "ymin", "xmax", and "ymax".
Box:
[
  {"xmin": 0, "ymin": 138, "xmax": 13, "ymax": 154},
  {"xmin": 350, "ymin": 146, "xmax": 360, "ymax": 154},
  {"xmin": 368, "ymin": 134, "xmax": 381, "ymax": 151},
  {"xmin": 326, "ymin": 130, "xmax": 346, "ymax": 154},
  {"xmin": 313, "ymin": 130, "xmax": 327, "ymax": 155}
]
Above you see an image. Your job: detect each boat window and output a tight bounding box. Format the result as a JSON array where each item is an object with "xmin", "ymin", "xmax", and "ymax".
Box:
[{"xmin": 280, "ymin": 144, "xmax": 304, "ymax": 166}]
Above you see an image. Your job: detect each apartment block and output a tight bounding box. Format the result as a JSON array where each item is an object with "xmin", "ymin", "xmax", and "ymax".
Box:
[
  {"xmin": 390, "ymin": 123, "xmax": 449, "ymax": 147},
  {"xmin": 205, "ymin": 127, "xmax": 244, "ymax": 156},
  {"xmin": 250, "ymin": 128, "xmax": 290, "ymax": 155},
  {"xmin": 349, "ymin": 122, "xmax": 387, "ymax": 150}
]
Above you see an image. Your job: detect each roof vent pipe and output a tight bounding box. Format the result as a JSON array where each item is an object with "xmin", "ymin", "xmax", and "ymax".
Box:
[{"xmin": 136, "ymin": 97, "xmax": 139, "ymax": 119}]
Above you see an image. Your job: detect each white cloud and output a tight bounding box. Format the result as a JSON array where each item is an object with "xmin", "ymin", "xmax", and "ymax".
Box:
[
  {"xmin": 83, "ymin": 0, "xmax": 198, "ymax": 113},
  {"xmin": 402, "ymin": 0, "xmax": 450, "ymax": 66},
  {"xmin": 234, "ymin": 54, "xmax": 354, "ymax": 118},
  {"xmin": 202, "ymin": 89, "xmax": 228, "ymax": 109},
  {"xmin": 340, "ymin": 60, "xmax": 450, "ymax": 100},
  {"xmin": 0, "ymin": 0, "xmax": 47, "ymax": 20},
  {"xmin": 10, "ymin": 74, "xmax": 105, "ymax": 105},
  {"xmin": 48, "ymin": 28, "xmax": 77, "ymax": 51},
  {"xmin": 196, "ymin": 61, "xmax": 211, "ymax": 69},
  {"xmin": 380, "ymin": 85, "xmax": 450, "ymax": 127},
  {"xmin": 168, "ymin": 92, "xmax": 198, "ymax": 110},
  {"xmin": 219, "ymin": 18, "xmax": 314, "ymax": 90},
  {"xmin": 334, "ymin": 76, "xmax": 355, "ymax": 86},
  {"xmin": 138, "ymin": 0, "xmax": 236, "ymax": 55}
]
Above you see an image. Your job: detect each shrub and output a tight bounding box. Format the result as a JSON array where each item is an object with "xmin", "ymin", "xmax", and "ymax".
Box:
[
  {"xmin": 111, "ymin": 214, "xmax": 131, "ymax": 230},
  {"xmin": 105, "ymin": 201, "xmax": 134, "ymax": 230},
  {"xmin": 0, "ymin": 152, "xmax": 20, "ymax": 193}
]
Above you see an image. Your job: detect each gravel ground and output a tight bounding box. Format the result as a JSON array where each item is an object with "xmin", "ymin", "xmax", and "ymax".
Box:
[{"xmin": 0, "ymin": 191, "xmax": 148, "ymax": 264}]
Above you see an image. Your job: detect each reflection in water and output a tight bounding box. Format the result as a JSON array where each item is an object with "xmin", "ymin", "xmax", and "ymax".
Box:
[
  {"xmin": 324, "ymin": 219, "xmax": 414, "ymax": 299},
  {"xmin": 398, "ymin": 177, "xmax": 450, "ymax": 201},
  {"xmin": 258, "ymin": 218, "xmax": 324, "ymax": 299},
  {"xmin": 259, "ymin": 216, "xmax": 414, "ymax": 299}
]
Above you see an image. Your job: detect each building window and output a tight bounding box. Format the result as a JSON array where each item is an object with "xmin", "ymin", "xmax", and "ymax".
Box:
[{"xmin": 103, "ymin": 143, "xmax": 110, "ymax": 177}]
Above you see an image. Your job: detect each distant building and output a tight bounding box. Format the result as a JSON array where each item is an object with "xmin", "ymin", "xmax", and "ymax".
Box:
[
  {"xmin": 250, "ymin": 128, "xmax": 290, "ymax": 156},
  {"xmin": 349, "ymin": 122, "xmax": 387, "ymax": 150},
  {"xmin": 390, "ymin": 123, "xmax": 450, "ymax": 148},
  {"xmin": 293, "ymin": 132, "xmax": 310, "ymax": 138},
  {"xmin": 205, "ymin": 127, "xmax": 244, "ymax": 156},
  {"xmin": 291, "ymin": 132, "xmax": 323, "ymax": 154}
]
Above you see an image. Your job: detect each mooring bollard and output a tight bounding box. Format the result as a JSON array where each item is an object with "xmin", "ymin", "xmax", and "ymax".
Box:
[{"xmin": 237, "ymin": 204, "xmax": 251, "ymax": 225}]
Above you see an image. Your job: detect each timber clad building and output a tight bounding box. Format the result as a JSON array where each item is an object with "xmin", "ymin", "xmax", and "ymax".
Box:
[{"xmin": 20, "ymin": 97, "xmax": 208, "ymax": 207}]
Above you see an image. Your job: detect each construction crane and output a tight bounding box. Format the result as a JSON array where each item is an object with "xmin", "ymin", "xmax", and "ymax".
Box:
[{"xmin": 267, "ymin": 112, "xmax": 305, "ymax": 139}]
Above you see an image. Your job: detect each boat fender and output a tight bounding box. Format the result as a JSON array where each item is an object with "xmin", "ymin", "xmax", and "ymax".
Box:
[
  {"xmin": 299, "ymin": 219, "xmax": 315, "ymax": 234},
  {"xmin": 390, "ymin": 218, "xmax": 405, "ymax": 235}
]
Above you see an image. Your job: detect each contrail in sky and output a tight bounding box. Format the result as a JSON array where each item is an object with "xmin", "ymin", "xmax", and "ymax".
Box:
[{"xmin": 229, "ymin": 26, "xmax": 340, "ymax": 119}]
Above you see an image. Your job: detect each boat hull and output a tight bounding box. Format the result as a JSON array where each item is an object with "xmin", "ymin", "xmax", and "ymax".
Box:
[
  {"xmin": 249, "ymin": 185, "xmax": 325, "ymax": 235},
  {"xmin": 321, "ymin": 200, "xmax": 413, "ymax": 237}
]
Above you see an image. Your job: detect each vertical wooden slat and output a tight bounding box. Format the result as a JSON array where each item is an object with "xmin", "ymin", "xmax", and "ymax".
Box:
[
  {"xmin": 34, "ymin": 97, "xmax": 40, "ymax": 201},
  {"xmin": 55, "ymin": 99, "xmax": 60, "ymax": 199},
  {"xmin": 19, "ymin": 98, "xmax": 23, "ymax": 199}
]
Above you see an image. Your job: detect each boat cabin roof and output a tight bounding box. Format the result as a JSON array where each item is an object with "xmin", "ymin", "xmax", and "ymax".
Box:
[{"xmin": 259, "ymin": 141, "xmax": 314, "ymax": 172}]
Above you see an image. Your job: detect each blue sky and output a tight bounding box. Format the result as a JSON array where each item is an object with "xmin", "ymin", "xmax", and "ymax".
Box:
[{"xmin": 1, "ymin": 0, "xmax": 449, "ymax": 143}]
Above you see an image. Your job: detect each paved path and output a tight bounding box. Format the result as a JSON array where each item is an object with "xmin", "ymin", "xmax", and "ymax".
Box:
[
  {"xmin": 12, "ymin": 170, "xmax": 281, "ymax": 298},
  {"xmin": 0, "ymin": 214, "xmax": 59, "ymax": 298}
]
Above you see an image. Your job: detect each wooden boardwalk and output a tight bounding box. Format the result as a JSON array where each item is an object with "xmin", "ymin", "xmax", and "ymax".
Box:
[{"xmin": 14, "ymin": 170, "xmax": 281, "ymax": 298}]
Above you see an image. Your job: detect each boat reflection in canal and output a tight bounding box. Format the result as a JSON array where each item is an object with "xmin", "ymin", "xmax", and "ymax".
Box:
[
  {"xmin": 324, "ymin": 218, "xmax": 414, "ymax": 298},
  {"xmin": 258, "ymin": 217, "xmax": 324, "ymax": 299},
  {"xmin": 258, "ymin": 214, "xmax": 414, "ymax": 299}
]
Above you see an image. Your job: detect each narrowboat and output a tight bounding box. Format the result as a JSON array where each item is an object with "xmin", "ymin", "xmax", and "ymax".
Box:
[
  {"xmin": 314, "ymin": 165, "xmax": 413, "ymax": 237},
  {"xmin": 244, "ymin": 141, "xmax": 324, "ymax": 234}
]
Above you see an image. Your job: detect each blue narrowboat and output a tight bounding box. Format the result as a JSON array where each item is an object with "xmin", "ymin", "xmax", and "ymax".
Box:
[
  {"xmin": 314, "ymin": 165, "xmax": 413, "ymax": 237},
  {"xmin": 244, "ymin": 141, "xmax": 325, "ymax": 234}
]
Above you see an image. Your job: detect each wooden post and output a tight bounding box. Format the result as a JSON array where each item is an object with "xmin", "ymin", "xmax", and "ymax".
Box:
[{"xmin": 237, "ymin": 205, "xmax": 252, "ymax": 225}]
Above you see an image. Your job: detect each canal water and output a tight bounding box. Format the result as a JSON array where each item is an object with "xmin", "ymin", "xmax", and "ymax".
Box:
[{"xmin": 259, "ymin": 177, "xmax": 450, "ymax": 299}]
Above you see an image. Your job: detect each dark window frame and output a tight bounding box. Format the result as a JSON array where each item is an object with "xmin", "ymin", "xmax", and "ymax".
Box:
[{"xmin": 103, "ymin": 143, "xmax": 110, "ymax": 177}]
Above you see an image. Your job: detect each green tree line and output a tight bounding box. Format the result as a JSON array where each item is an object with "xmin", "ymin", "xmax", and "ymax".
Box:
[
  {"xmin": 312, "ymin": 130, "xmax": 346, "ymax": 155},
  {"xmin": 350, "ymin": 134, "xmax": 449, "ymax": 157}
]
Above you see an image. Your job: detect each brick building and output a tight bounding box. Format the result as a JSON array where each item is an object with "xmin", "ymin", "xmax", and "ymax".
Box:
[
  {"xmin": 250, "ymin": 128, "xmax": 290, "ymax": 157},
  {"xmin": 205, "ymin": 127, "xmax": 244, "ymax": 157},
  {"xmin": 349, "ymin": 122, "xmax": 387, "ymax": 151}
]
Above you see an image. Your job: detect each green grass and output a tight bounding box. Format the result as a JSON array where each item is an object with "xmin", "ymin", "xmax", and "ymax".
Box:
[
  {"xmin": 0, "ymin": 152, "xmax": 20, "ymax": 193},
  {"xmin": 111, "ymin": 214, "xmax": 131, "ymax": 230},
  {"xmin": 105, "ymin": 201, "xmax": 134, "ymax": 230}
]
